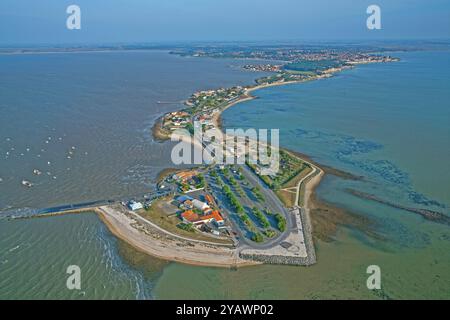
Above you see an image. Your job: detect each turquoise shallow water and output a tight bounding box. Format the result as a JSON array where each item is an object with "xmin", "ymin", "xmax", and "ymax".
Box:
[
  {"xmin": 223, "ymin": 51, "xmax": 450, "ymax": 211},
  {"xmin": 0, "ymin": 50, "xmax": 449, "ymax": 299}
]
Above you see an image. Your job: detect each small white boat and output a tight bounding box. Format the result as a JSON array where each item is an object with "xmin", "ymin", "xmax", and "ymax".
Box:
[
  {"xmin": 22, "ymin": 180, "xmax": 33, "ymax": 188},
  {"xmin": 33, "ymin": 169, "xmax": 42, "ymax": 176}
]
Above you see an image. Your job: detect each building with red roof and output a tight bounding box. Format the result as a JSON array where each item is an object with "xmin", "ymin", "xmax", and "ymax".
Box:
[
  {"xmin": 181, "ymin": 211, "xmax": 202, "ymax": 225},
  {"xmin": 200, "ymin": 211, "xmax": 225, "ymax": 227},
  {"xmin": 180, "ymin": 210, "xmax": 225, "ymax": 228}
]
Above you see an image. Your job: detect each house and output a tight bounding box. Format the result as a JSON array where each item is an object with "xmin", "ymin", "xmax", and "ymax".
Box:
[
  {"xmin": 181, "ymin": 209, "xmax": 225, "ymax": 228},
  {"xmin": 192, "ymin": 199, "xmax": 210, "ymax": 211},
  {"xmin": 203, "ymin": 207, "xmax": 213, "ymax": 215},
  {"xmin": 200, "ymin": 211, "xmax": 225, "ymax": 227},
  {"xmin": 198, "ymin": 115, "xmax": 212, "ymax": 126},
  {"xmin": 181, "ymin": 211, "xmax": 202, "ymax": 226},
  {"xmin": 204, "ymin": 194, "xmax": 215, "ymax": 206},
  {"xmin": 128, "ymin": 201, "xmax": 143, "ymax": 211},
  {"xmin": 183, "ymin": 200, "xmax": 194, "ymax": 210},
  {"xmin": 176, "ymin": 195, "xmax": 193, "ymax": 203},
  {"xmin": 173, "ymin": 171, "xmax": 198, "ymax": 182}
]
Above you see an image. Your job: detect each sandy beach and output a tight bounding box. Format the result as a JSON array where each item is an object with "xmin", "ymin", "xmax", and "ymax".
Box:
[{"xmin": 97, "ymin": 205, "xmax": 260, "ymax": 268}]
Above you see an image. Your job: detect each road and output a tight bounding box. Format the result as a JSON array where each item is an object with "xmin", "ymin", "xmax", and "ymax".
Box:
[
  {"xmin": 294, "ymin": 166, "xmax": 318, "ymax": 206},
  {"xmin": 206, "ymin": 164, "xmax": 297, "ymax": 250},
  {"xmin": 185, "ymin": 130, "xmax": 320, "ymax": 252},
  {"xmin": 113, "ymin": 207, "xmax": 235, "ymax": 247}
]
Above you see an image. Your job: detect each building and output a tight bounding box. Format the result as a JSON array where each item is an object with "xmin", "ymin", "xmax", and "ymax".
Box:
[
  {"xmin": 128, "ymin": 201, "xmax": 143, "ymax": 211},
  {"xmin": 183, "ymin": 200, "xmax": 194, "ymax": 210},
  {"xmin": 181, "ymin": 210, "xmax": 225, "ymax": 228},
  {"xmin": 192, "ymin": 199, "xmax": 209, "ymax": 211},
  {"xmin": 181, "ymin": 211, "xmax": 202, "ymax": 226},
  {"xmin": 176, "ymin": 195, "xmax": 193, "ymax": 203},
  {"xmin": 173, "ymin": 171, "xmax": 198, "ymax": 183},
  {"xmin": 204, "ymin": 194, "xmax": 215, "ymax": 206},
  {"xmin": 198, "ymin": 115, "xmax": 212, "ymax": 126},
  {"xmin": 201, "ymin": 211, "xmax": 225, "ymax": 227},
  {"xmin": 203, "ymin": 207, "xmax": 213, "ymax": 215}
]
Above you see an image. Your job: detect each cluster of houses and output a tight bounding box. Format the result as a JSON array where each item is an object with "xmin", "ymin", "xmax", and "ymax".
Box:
[
  {"xmin": 197, "ymin": 114, "xmax": 213, "ymax": 126},
  {"xmin": 176, "ymin": 194, "xmax": 225, "ymax": 232},
  {"xmin": 242, "ymin": 64, "xmax": 282, "ymax": 73},
  {"xmin": 162, "ymin": 111, "xmax": 191, "ymax": 131},
  {"xmin": 188, "ymin": 87, "xmax": 246, "ymax": 109},
  {"xmin": 172, "ymin": 170, "xmax": 205, "ymax": 193},
  {"xmin": 194, "ymin": 112, "xmax": 218, "ymax": 135}
]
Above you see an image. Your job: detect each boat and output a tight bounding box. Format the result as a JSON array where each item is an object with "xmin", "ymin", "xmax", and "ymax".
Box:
[
  {"xmin": 22, "ymin": 180, "xmax": 33, "ymax": 188},
  {"xmin": 33, "ymin": 169, "xmax": 42, "ymax": 176}
]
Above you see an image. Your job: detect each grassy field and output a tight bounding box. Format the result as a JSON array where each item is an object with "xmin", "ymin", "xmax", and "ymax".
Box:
[
  {"xmin": 246, "ymin": 149, "xmax": 312, "ymax": 208},
  {"xmin": 275, "ymin": 152, "xmax": 313, "ymax": 208},
  {"xmin": 276, "ymin": 189, "xmax": 297, "ymax": 208}
]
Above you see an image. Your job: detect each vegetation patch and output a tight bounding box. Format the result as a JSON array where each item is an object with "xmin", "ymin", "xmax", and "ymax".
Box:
[
  {"xmin": 252, "ymin": 207, "xmax": 270, "ymax": 228},
  {"xmin": 275, "ymin": 213, "xmax": 287, "ymax": 232}
]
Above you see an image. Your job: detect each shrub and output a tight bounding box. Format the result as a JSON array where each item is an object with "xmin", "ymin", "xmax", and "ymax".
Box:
[
  {"xmin": 252, "ymin": 232, "xmax": 264, "ymax": 243},
  {"xmin": 275, "ymin": 213, "xmax": 286, "ymax": 232}
]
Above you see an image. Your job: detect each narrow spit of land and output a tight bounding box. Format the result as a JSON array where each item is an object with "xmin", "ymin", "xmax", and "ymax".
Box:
[{"xmin": 8, "ymin": 50, "xmax": 402, "ymax": 268}]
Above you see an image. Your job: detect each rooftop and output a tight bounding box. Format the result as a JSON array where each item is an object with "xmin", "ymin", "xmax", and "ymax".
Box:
[{"xmin": 181, "ymin": 210, "xmax": 200, "ymax": 223}]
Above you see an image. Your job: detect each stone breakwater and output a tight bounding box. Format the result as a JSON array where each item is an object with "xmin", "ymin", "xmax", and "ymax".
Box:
[{"xmin": 239, "ymin": 207, "xmax": 317, "ymax": 267}]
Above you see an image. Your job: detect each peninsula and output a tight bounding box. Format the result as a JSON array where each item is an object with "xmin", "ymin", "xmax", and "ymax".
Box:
[
  {"xmin": 13, "ymin": 47, "xmax": 400, "ymax": 268},
  {"xmin": 94, "ymin": 48, "xmax": 398, "ymax": 267}
]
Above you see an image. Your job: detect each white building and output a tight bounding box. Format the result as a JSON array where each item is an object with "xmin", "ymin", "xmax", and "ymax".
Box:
[
  {"xmin": 128, "ymin": 201, "xmax": 143, "ymax": 211},
  {"xmin": 192, "ymin": 199, "xmax": 210, "ymax": 211}
]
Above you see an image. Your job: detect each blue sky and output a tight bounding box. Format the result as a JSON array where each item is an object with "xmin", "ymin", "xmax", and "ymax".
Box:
[{"xmin": 0, "ymin": 0, "xmax": 449, "ymax": 45}]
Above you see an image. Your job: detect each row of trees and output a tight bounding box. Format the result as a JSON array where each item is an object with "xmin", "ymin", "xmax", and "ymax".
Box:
[
  {"xmin": 222, "ymin": 184, "xmax": 245, "ymax": 214},
  {"xmin": 212, "ymin": 166, "xmax": 280, "ymax": 243},
  {"xmin": 252, "ymin": 207, "xmax": 270, "ymax": 229},
  {"xmin": 251, "ymin": 187, "xmax": 265, "ymax": 202},
  {"xmin": 263, "ymin": 229, "xmax": 276, "ymax": 238},
  {"xmin": 252, "ymin": 232, "xmax": 264, "ymax": 243},
  {"xmin": 274, "ymin": 213, "xmax": 287, "ymax": 232}
]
